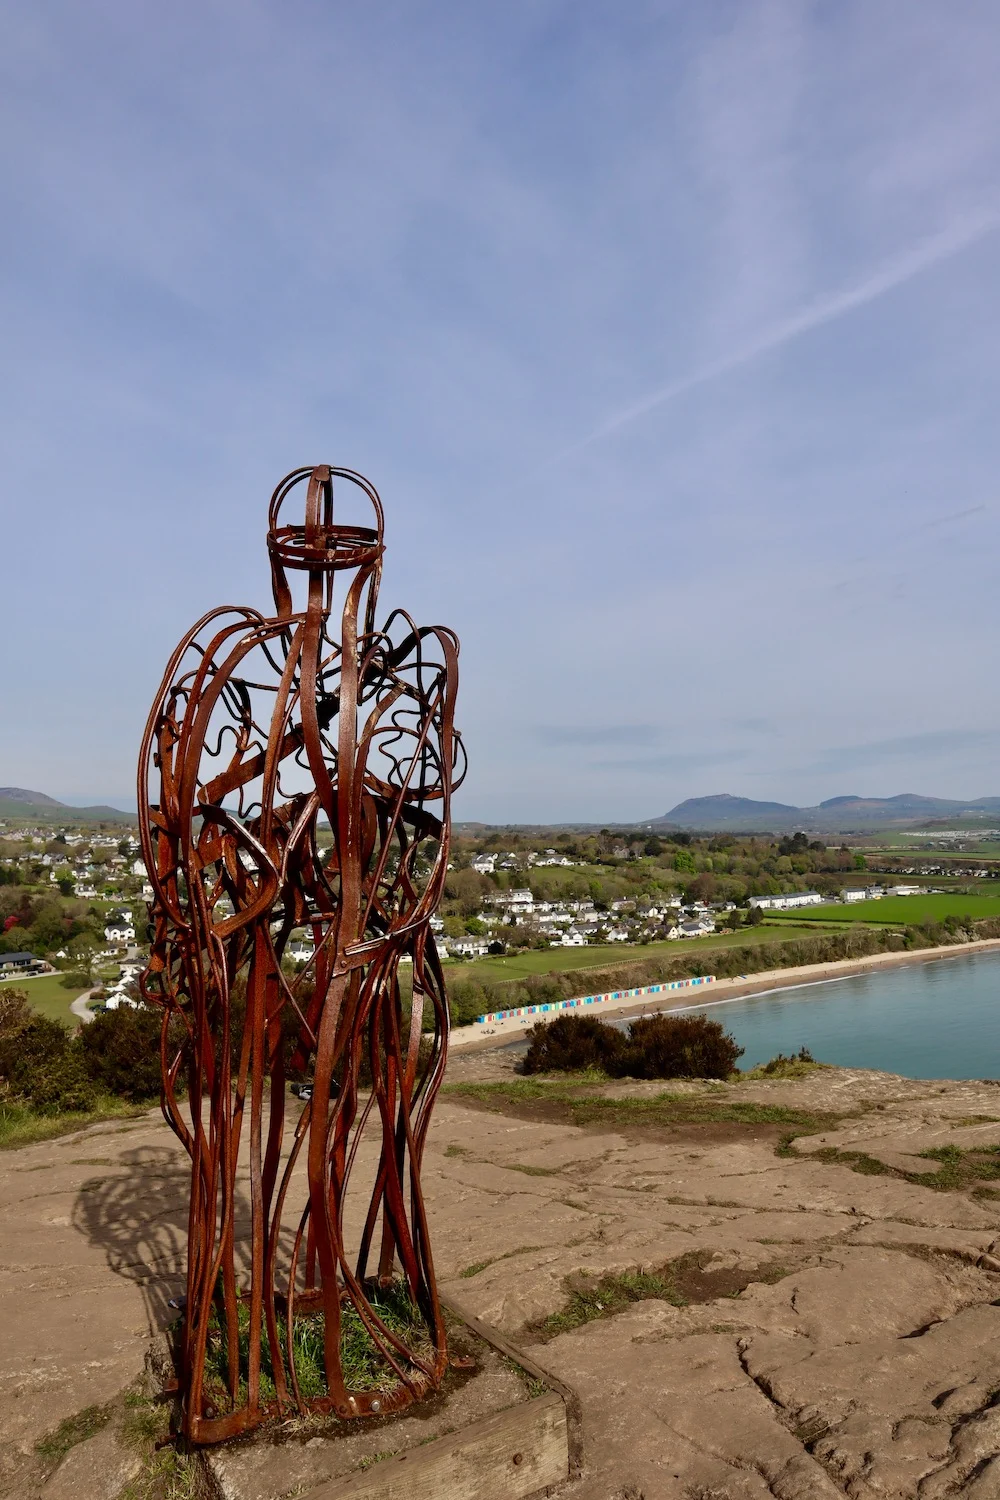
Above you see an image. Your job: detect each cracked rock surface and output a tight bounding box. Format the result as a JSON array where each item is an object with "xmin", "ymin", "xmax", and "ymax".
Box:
[
  {"xmin": 433, "ymin": 1059, "xmax": 1000, "ymax": 1498},
  {"xmin": 2, "ymin": 1061, "xmax": 1000, "ymax": 1496}
]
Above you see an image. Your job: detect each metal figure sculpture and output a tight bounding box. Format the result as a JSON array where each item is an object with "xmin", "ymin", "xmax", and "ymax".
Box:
[{"xmin": 138, "ymin": 465, "xmax": 463, "ymax": 1443}]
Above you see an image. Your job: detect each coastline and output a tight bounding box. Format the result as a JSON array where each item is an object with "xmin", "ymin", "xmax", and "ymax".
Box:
[{"xmin": 447, "ymin": 935, "xmax": 1000, "ymax": 1052}]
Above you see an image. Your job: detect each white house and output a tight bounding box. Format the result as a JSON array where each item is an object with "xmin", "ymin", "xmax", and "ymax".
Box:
[
  {"xmin": 748, "ymin": 892, "xmax": 824, "ymax": 911},
  {"xmin": 449, "ymin": 938, "xmax": 489, "ymax": 958},
  {"xmin": 131, "ymin": 858, "xmax": 147, "ymax": 877},
  {"xmin": 556, "ymin": 931, "xmax": 587, "ymax": 947},
  {"xmin": 886, "ymin": 884, "xmax": 921, "ymax": 896},
  {"xmin": 841, "ymin": 888, "xmax": 871, "ymax": 903},
  {"xmin": 678, "ymin": 918, "xmax": 714, "ymax": 938},
  {"xmin": 104, "ymin": 993, "xmax": 141, "ymax": 1011},
  {"xmin": 487, "ymin": 890, "xmax": 535, "ymax": 913},
  {"xmin": 471, "ymin": 854, "xmax": 496, "ymax": 874},
  {"xmin": 104, "ymin": 919, "xmax": 135, "ymax": 944}
]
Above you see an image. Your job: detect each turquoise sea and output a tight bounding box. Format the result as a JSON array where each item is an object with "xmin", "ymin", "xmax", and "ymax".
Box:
[{"xmin": 671, "ymin": 949, "xmax": 1000, "ymax": 1079}]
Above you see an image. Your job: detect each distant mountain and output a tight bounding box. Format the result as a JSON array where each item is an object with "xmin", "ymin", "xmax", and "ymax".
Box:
[
  {"xmin": 659, "ymin": 795, "xmax": 799, "ymax": 829},
  {"xmin": 0, "ymin": 787, "xmax": 132, "ymax": 824},
  {"xmin": 0, "ymin": 786, "xmax": 63, "ymax": 807},
  {"xmin": 653, "ymin": 792, "xmax": 1000, "ymax": 832}
]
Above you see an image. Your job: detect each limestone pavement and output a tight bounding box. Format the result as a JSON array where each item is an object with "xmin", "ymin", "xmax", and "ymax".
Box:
[{"xmin": 3, "ymin": 1055, "xmax": 1000, "ymax": 1497}]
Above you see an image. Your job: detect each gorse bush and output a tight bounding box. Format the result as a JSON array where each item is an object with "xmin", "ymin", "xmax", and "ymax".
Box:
[
  {"xmin": 522, "ymin": 1012, "xmax": 742, "ymax": 1081},
  {"xmin": 0, "ymin": 986, "xmax": 161, "ymax": 1114},
  {"xmin": 0, "ymin": 1007, "xmax": 97, "ymax": 1113},
  {"xmin": 78, "ymin": 1005, "xmax": 165, "ymax": 1101}
]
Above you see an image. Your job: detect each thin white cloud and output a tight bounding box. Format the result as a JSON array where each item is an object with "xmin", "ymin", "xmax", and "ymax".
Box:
[{"xmin": 566, "ymin": 207, "xmax": 1000, "ymax": 455}]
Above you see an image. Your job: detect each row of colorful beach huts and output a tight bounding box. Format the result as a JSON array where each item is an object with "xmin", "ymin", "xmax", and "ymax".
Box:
[{"xmin": 474, "ymin": 974, "xmax": 717, "ymax": 1026}]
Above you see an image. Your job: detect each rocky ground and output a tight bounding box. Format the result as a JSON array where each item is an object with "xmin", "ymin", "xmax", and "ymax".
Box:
[{"xmin": 4, "ymin": 1050, "xmax": 1000, "ymax": 1497}]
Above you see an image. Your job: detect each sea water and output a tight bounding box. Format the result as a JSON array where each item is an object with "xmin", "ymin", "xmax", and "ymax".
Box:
[{"xmin": 667, "ymin": 948, "xmax": 1000, "ymax": 1079}]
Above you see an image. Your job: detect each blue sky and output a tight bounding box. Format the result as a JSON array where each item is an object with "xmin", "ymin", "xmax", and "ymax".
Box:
[{"xmin": 4, "ymin": 1, "xmax": 1000, "ymax": 822}]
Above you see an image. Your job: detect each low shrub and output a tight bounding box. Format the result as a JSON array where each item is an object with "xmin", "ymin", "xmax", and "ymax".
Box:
[
  {"xmin": 0, "ymin": 987, "xmax": 31, "ymax": 1036},
  {"xmin": 521, "ymin": 1011, "xmax": 743, "ymax": 1081},
  {"xmin": 608, "ymin": 1014, "xmax": 743, "ymax": 1081},
  {"xmin": 0, "ymin": 1012, "xmax": 96, "ymax": 1113},
  {"xmin": 78, "ymin": 1005, "xmax": 165, "ymax": 1101},
  {"xmin": 523, "ymin": 1015, "xmax": 622, "ymax": 1074},
  {"xmin": 744, "ymin": 1047, "xmax": 822, "ymax": 1079},
  {"xmin": 26, "ymin": 1055, "xmax": 97, "ymax": 1114}
]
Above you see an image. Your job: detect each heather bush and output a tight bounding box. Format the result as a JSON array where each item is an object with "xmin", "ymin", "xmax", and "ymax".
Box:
[
  {"xmin": 522, "ymin": 1015, "xmax": 622, "ymax": 1074},
  {"xmin": 608, "ymin": 1014, "xmax": 743, "ymax": 1081},
  {"xmin": 521, "ymin": 1011, "xmax": 742, "ymax": 1081}
]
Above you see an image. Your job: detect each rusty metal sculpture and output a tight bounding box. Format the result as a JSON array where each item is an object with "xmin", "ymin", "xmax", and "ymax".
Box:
[{"xmin": 138, "ymin": 465, "xmax": 463, "ymax": 1443}]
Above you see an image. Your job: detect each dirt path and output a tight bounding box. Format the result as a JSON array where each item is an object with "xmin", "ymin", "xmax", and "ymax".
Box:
[
  {"xmin": 69, "ymin": 988, "xmax": 100, "ymax": 1024},
  {"xmin": 5, "ymin": 1067, "xmax": 1000, "ymax": 1496}
]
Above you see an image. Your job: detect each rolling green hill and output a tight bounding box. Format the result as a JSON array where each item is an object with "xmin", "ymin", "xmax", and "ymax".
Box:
[{"xmin": 0, "ymin": 787, "xmax": 132, "ymax": 825}]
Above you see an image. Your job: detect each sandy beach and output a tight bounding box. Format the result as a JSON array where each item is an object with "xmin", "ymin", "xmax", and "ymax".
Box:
[{"xmin": 448, "ymin": 935, "xmax": 1000, "ymax": 1051}]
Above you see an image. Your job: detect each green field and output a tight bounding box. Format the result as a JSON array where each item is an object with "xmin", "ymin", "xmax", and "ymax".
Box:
[
  {"xmin": 0, "ymin": 973, "xmax": 88, "ymax": 1025},
  {"xmin": 445, "ymin": 923, "xmax": 835, "ymax": 984},
  {"xmin": 769, "ymin": 893, "xmax": 1000, "ymax": 926}
]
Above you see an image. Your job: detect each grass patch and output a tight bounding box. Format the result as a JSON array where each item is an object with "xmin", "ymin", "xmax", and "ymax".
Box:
[
  {"xmin": 205, "ymin": 1282, "xmax": 431, "ymax": 1407},
  {"xmin": 446, "ymin": 924, "xmax": 837, "ymax": 984},
  {"xmin": 359, "ymin": 1450, "xmax": 399, "ymax": 1472},
  {"xmin": 525, "ymin": 1250, "xmax": 801, "ymax": 1342},
  {"xmin": 567, "ymin": 1095, "xmax": 839, "ymax": 1134},
  {"xmin": 120, "ymin": 1387, "xmax": 170, "ymax": 1449},
  {"xmin": 0, "ymin": 973, "xmax": 89, "ymax": 1026},
  {"xmin": 457, "ymin": 1245, "xmax": 542, "ymax": 1279},
  {"xmin": 35, "ymin": 1403, "xmax": 114, "ymax": 1466},
  {"xmin": 0, "ymin": 1095, "xmax": 147, "ymax": 1150},
  {"xmin": 443, "ymin": 1143, "xmax": 470, "ymax": 1158},
  {"xmin": 528, "ymin": 1268, "xmax": 684, "ymax": 1341},
  {"xmin": 785, "ymin": 1140, "xmax": 1000, "ymax": 1192},
  {"xmin": 767, "ymin": 893, "xmax": 1000, "ymax": 925},
  {"xmin": 499, "ymin": 1355, "xmax": 548, "ymax": 1399},
  {"xmin": 445, "ymin": 1077, "xmax": 843, "ymax": 1140},
  {"xmin": 117, "ymin": 1386, "xmax": 205, "ymax": 1500},
  {"xmin": 741, "ymin": 1049, "xmax": 828, "ymax": 1081},
  {"xmin": 444, "ymin": 1078, "xmax": 580, "ymax": 1104},
  {"xmin": 504, "ymin": 1162, "xmax": 559, "ymax": 1177},
  {"xmin": 915, "ymin": 1143, "xmax": 1000, "ymax": 1190}
]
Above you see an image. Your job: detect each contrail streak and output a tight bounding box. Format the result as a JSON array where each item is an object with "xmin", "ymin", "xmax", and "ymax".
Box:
[{"xmin": 565, "ymin": 207, "xmax": 1000, "ymax": 455}]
